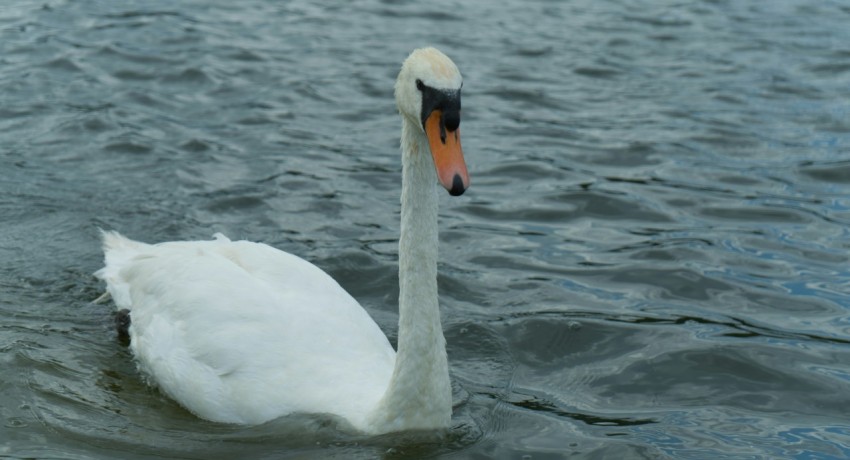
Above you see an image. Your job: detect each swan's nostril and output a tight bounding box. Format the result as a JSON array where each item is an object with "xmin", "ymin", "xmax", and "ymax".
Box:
[{"xmin": 448, "ymin": 174, "xmax": 466, "ymax": 196}]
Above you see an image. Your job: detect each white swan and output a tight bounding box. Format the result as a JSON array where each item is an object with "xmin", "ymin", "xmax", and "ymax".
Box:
[{"xmin": 95, "ymin": 47, "xmax": 469, "ymax": 435}]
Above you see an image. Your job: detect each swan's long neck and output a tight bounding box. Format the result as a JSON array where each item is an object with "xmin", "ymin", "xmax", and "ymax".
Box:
[{"xmin": 367, "ymin": 116, "xmax": 452, "ymax": 433}]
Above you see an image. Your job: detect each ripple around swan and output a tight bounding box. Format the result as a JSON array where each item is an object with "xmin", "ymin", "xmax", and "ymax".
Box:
[{"xmin": 2, "ymin": 0, "xmax": 850, "ymax": 458}]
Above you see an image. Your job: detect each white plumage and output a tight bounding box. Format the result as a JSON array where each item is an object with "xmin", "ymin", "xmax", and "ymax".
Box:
[{"xmin": 95, "ymin": 47, "xmax": 469, "ymax": 435}]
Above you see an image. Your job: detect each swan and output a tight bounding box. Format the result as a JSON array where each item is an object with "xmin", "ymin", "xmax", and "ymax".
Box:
[{"xmin": 95, "ymin": 47, "xmax": 470, "ymax": 435}]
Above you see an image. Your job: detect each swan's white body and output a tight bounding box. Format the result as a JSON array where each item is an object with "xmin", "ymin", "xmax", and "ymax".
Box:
[{"xmin": 95, "ymin": 48, "xmax": 468, "ymax": 435}]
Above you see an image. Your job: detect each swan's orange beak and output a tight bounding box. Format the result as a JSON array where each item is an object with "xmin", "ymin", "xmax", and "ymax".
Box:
[{"xmin": 425, "ymin": 110, "xmax": 469, "ymax": 196}]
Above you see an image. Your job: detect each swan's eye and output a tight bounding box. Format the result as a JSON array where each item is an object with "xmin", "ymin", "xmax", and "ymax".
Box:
[{"xmin": 416, "ymin": 79, "xmax": 425, "ymax": 91}]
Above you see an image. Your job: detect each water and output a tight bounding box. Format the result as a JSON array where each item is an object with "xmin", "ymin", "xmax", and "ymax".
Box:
[{"xmin": 2, "ymin": 0, "xmax": 850, "ymax": 458}]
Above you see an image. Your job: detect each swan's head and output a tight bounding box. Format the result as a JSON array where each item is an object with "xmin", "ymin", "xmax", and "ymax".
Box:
[{"xmin": 395, "ymin": 47, "xmax": 469, "ymax": 196}]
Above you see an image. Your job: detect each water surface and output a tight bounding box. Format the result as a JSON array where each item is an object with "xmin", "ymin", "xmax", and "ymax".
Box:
[{"xmin": 2, "ymin": 0, "xmax": 850, "ymax": 458}]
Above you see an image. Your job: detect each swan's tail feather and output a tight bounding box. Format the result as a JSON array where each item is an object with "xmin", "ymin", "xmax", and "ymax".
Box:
[
  {"xmin": 94, "ymin": 230, "xmax": 150, "ymax": 310},
  {"xmin": 100, "ymin": 229, "xmax": 147, "ymax": 252},
  {"xmin": 92, "ymin": 291, "xmax": 111, "ymax": 304}
]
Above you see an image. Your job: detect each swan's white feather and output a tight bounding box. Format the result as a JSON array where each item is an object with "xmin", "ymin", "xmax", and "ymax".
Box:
[
  {"xmin": 94, "ymin": 47, "xmax": 464, "ymax": 435},
  {"xmin": 96, "ymin": 231, "xmax": 395, "ymax": 429}
]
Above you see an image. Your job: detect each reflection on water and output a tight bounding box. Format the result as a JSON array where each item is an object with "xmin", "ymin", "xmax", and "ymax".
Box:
[{"xmin": 2, "ymin": 0, "xmax": 850, "ymax": 458}]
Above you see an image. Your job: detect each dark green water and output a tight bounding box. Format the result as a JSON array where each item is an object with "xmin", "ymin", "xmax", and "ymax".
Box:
[{"xmin": 2, "ymin": 0, "xmax": 850, "ymax": 458}]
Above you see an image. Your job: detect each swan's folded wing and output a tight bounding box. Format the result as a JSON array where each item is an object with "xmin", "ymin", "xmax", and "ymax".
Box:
[{"xmin": 102, "ymin": 236, "xmax": 395, "ymax": 425}]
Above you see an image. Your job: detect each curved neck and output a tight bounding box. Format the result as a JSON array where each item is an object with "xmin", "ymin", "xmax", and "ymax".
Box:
[{"xmin": 367, "ymin": 116, "xmax": 452, "ymax": 433}]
